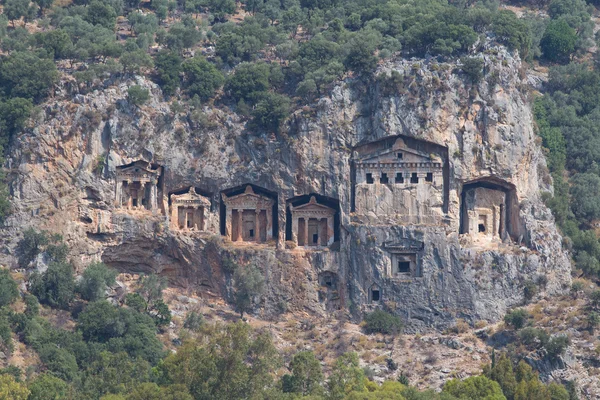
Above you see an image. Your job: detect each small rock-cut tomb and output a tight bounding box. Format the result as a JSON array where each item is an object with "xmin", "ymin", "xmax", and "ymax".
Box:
[
  {"xmin": 289, "ymin": 196, "xmax": 336, "ymax": 247},
  {"xmin": 169, "ymin": 187, "xmax": 211, "ymax": 231},
  {"xmin": 115, "ymin": 161, "xmax": 162, "ymax": 213},
  {"xmin": 221, "ymin": 185, "xmax": 275, "ymax": 243}
]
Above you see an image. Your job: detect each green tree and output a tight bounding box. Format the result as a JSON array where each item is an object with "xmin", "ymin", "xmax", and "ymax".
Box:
[
  {"xmin": 16, "ymin": 229, "xmax": 49, "ymax": 268},
  {"xmin": 24, "ymin": 293, "xmax": 39, "ymax": 317},
  {"xmin": 137, "ymin": 274, "xmax": 166, "ymax": 309},
  {"xmin": 233, "ymin": 265, "xmax": 265, "ymax": 318},
  {"xmin": 504, "ymin": 309, "xmax": 529, "ymax": 330},
  {"xmin": 77, "ymin": 262, "xmax": 118, "ymax": 302},
  {"xmin": 443, "ymin": 375, "xmax": 506, "ymax": 400},
  {"xmin": 27, "ymin": 373, "xmax": 70, "ymax": 400},
  {"xmin": 492, "ymin": 10, "xmax": 531, "ymax": 58},
  {"xmin": 282, "ymin": 351, "xmax": 324, "ymax": 396},
  {"xmin": 327, "ymin": 352, "xmax": 365, "ymax": 400},
  {"xmin": 120, "ymin": 49, "xmax": 154, "ymax": 74},
  {"xmin": 182, "ymin": 56, "xmax": 224, "ymax": 101},
  {"xmin": 250, "ymin": 92, "xmax": 290, "ymax": 133},
  {"xmin": 162, "ymin": 322, "xmax": 279, "ymax": 400},
  {"xmin": 154, "ymin": 50, "xmax": 182, "ymax": 96},
  {"xmin": 363, "ymin": 310, "xmax": 403, "ymax": 335},
  {"xmin": 125, "ymin": 292, "xmax": 147, "ymax": 312},
  {"xmin": 225, "ymin": 61, "xmax": 270, "ymax": 103},
  {"xmin": 541, "ymin": 20, "xmax": 577, "ymax": 63},
  {"xmin": 0, "ymin": 374, "xmax": 29, "ymax": 399},
  {"xmin": 127, "ymin": 85, "xmax": 150, "ymax": 106},
  {"xmin": 570, "ymin": 173, "xmax": 600, "ymax": 223},
  {"xmin": 29, "ymin": 261, "xmax": 75, "ymax": 309},
  {"xmin": 84, "ymin": 1, "xmax": 117, "ymax": 29},
  {"xmin": 0, "ymin": 268, "xmax": 18, "ymax": 307},
  {"xmin": 0, "ymin": 51, "xmax": 58, "ymax": 102},
  {"xmin": 149, "ymin": 299, "xmax": 171, "ymax": 327},
  {"xmin": 2, "ymin": 0, "xmax": 36, "ymax": 26},
  {"xmin": 460, "ymin": 57, "xmax": 484, "ymax": 84}
]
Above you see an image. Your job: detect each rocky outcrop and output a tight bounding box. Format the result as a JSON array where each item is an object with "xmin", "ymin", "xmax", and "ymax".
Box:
[{"xmin": 1, "ymin": 43, "xmax": 571, "ymax": 330}]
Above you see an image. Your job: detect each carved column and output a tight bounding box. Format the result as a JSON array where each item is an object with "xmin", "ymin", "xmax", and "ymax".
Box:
[
  {"xmin": 236, "ymin": 209, "xmax": 243, "ymax": 241},
  {"xmin": 150, "ymin": 180, "xmax": 158, "ymax": 212},
  {"xmin": 255, "ymin": 209, "xmax": 261, "ymax": 243},
  {"xmin": 127, "ymin": 180, "xmax": 133, "ymax": 209},
  {"xmin": 326, "ymin": 216, "xmax": 334, "ymax": 246},
  {"xmin": 266, "ymin": 206, "xmax": 272, "ymax": 240},
  {"xmin": 171, "ymin": 201, "xmax": 178, "ymax": 230},
  {"xmin": 303, "ymin": 217, "xmax": 309, "ymax": 247},
  {"xmin": 225, "ymin": 206, "xmax": 233, "ymax": 240},
  {"xmin": 115, "ymin": 180, "xmax": 122, "ymax": 207},
  {"xmin": 291, "ymin": 213, "xmax": 298, "ymax": 245}
]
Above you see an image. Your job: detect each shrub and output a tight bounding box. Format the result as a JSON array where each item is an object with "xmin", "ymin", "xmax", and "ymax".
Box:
[
  {"xmin": 77, "ymin": 262, "xmax": 117, "ymax": 302},
  {"xmin": 233, "ymin": 265, "xmax": 265, "ymax": 318},
  {"xmin": 545, "ymin": 335, "xmax": 570, "ymax": 359},
  {"xmin": 518, "ymin": 327, "xmax": 549, "ymax": 349},
  {"xmin": 127, "ymin": 85, "xmax": 150, "ymax": 106},
  {"xmin": 29, "ymin": 261, "xmax": 75, "ymax": 309},
  {"xmin": 0, "ymin": 268, "xmax": 18, "ymax": 307},
  {"xmin": 523, "ymin": 280, "xmax": 538, "ymax": 303},
  {"xmin": 183, "ymin": 311, "xmax": 204, "ymax": 332},
  {"xmin": 363, "ymin": 310, "xmax": 403, "ymax": 335},
  {"xmin": 504, "ymin": 309, "xmax": 529, "ymax": 330},
  {"xmin": 460, "ymin": 57, "xmax": 484, "ymax": 84}
]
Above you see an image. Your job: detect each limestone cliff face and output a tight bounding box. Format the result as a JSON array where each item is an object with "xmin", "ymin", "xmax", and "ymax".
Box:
[{"xmin": 1, "ymin": 44, "xmax": 571, "ymax": 330}]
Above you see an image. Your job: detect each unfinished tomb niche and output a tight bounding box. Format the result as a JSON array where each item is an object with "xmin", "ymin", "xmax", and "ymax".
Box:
[
  {"xmin": 352, "ymin": 136, "xmax": 449, "ymax": 224},
  {"xmin": 384, "ymin": 239, "xmax": 424, "ymax": 278},
  {"xmin": 220, "ymin": 184, "xmax": 277, "ymax": 243},
  {"xmin": 115, "ymin": 160, "xmax": 164, "ymax": 214},
  {"xmin": 369, "ymin": 283, "xmax": 382, "ymax": 303},
  {"xmin": 460, "ymin": 178, "xmax": 518, "ymax": 241},
  {"xmin": 318, "ymin": 271, "xmax": 341, "ymax": 310},
  {"xmin": 169, "ymin": 187, "xmax": 211, "ymax": 231},
  {"xmin": 286, "ymin": 194, "xmax": 340, "ymax": 248}
]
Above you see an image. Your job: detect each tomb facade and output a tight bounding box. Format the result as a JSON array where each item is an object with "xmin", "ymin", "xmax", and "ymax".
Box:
[
  {"xmin": 169, "ymin": 187, "xmax": 211, "ymax": 231},
  {"xmin": 115, "ymin": 161, "xmax": 163, "ymax": 213},
  {"xmin": 462, "ymin": 187, "xmax": 506, "ymax": 239},
  {"xmin": 289, "ymin": 196, "xmax": 335, "ymax": 248},
  {"xmin": 221, "ymin": 185, "xmax": 275, "ymax": 243},
  {"xmin": 384, "ymin": 239, "xmax": 424, "ymax": 278},
  {"xmin": 353, "ymin": 137, "xmax": 446, "ymax": 224}
]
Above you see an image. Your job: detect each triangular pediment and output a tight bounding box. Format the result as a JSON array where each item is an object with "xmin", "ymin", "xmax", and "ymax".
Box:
[{"xmin": 359, "ymin": 138, "xmax": 435, "ymax": 164}]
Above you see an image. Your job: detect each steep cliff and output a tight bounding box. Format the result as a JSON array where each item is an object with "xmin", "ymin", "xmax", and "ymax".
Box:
[{"xmin": 1, "ymin": 43, "xmax": 571, "ymax": 330}]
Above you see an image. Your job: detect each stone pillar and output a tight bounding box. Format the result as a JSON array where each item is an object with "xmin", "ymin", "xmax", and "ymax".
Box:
[
  {"xmin": 127, "ymin": 181, "xmax": 133, "ymax": 210},
  {"xmin": 236, "ymin": 209, "xmax": 243, "ymax": 241},
  {"xmin": 303, "ymin": 217, "xmax": 309, "ymax": 247},
  {"xmin": 255, "ymin": 209, "xmax": 261, "ymax": 243},
  {"xmin": 115, "ymin": 180, "xmax": 122, "ymax": 207},
  {"xmin": 291, "ymin": 214, "xmax": 298, "ymax": 245},
  {"xmin": 225, "ymin": 207, "xmax": 233, "ymax": 240},
  {"xmin": 150, "ymin": 180, "xmax": 158, "ymax": 212},
  {"xmin": 266, "ymin": 207, "xmax": 272, "ymax": 240},
  {"xmin": 183, "ymin": 209, "xmax": 189, "ymax": 231},
  {"xmin": 493, "ymin": 205, "xmax": 500, "ymax": 238},
  {"xmin": 171, "ymin": 201, "xmax": 178, "ymax": 230},
  {"xmin": 326, "ymin": 216, "xmax": 334, "ymax": 246}
]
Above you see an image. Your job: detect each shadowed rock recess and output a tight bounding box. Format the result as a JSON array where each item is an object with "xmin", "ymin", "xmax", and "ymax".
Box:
[{"xmin": 1, "ymin": 45, "xmax": 570, "ymax": 331}]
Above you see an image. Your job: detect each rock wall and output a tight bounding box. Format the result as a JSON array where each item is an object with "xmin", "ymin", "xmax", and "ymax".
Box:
[{"xmin": 0, "ymin": 44, "xmax": 571, "ymax": 330}]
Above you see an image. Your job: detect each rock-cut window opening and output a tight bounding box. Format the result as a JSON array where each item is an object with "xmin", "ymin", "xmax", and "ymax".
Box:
[
  {"xmin": 426, "ymin": 172, "xmax": 433, "ymax": 183},
  {"xmin": 395, "ymin": 173, "xmax": 404, "ymax": 184},
  {"xmin": 371, "ymin": 289, "xmax": 380, "ymax": 302},
  {"xmin": 397, "ymin": 152, "xmax": 403, "ymax": 159},
  {"xmin": 380, "ymin": 173, "xmax": 389, "ymax": 184},
  {"xmin": 411, "ymin": 173, "xmax": 419, "ymax": 183},
  {"xmin": 398, "ymin": 261, "xmax": 410, "ymax": 273},
  {"xmin": 366, "ymin": 173, "xmax": 374, "ymax": 184}
]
